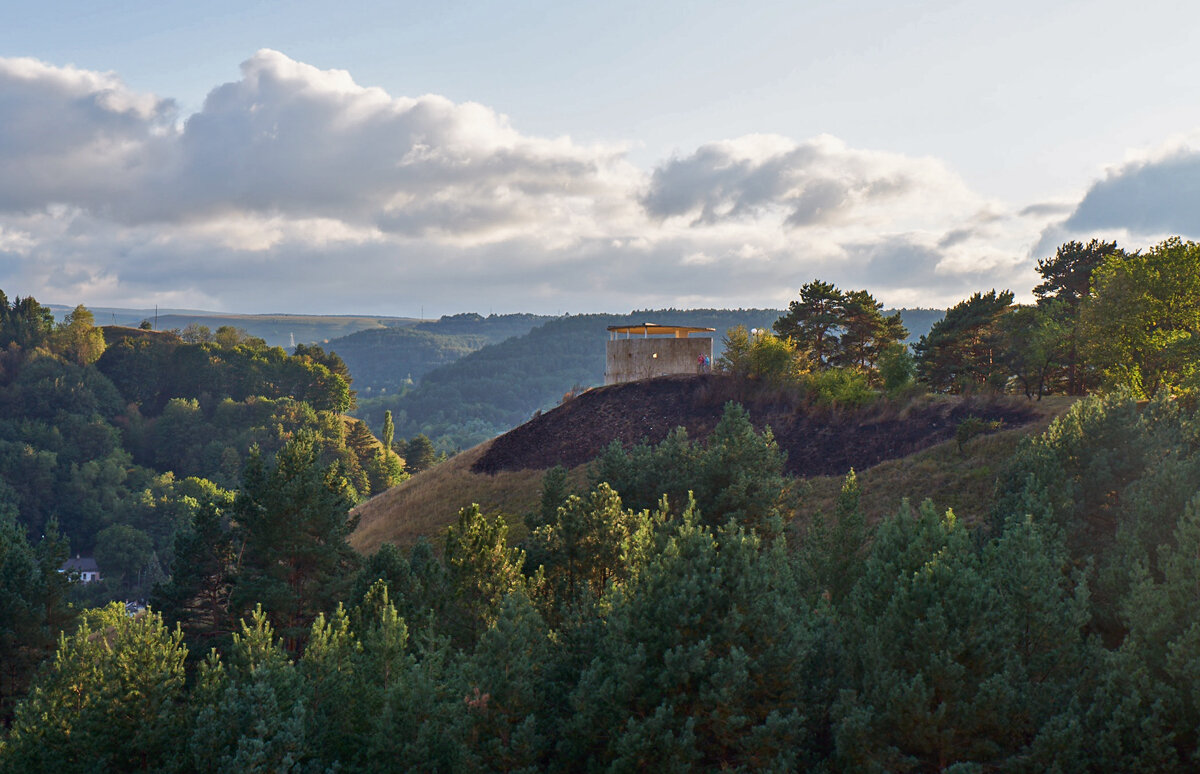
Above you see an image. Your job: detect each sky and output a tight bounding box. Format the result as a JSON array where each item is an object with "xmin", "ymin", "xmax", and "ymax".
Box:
[{"xmin": 2, "ymin": 0, "xmax": 1200, "ymax": 316}]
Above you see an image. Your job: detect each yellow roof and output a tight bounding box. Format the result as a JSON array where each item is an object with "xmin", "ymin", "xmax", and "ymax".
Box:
[{"xmin": 607, "ymin": 323, "xmax": 715, "ymax": 338}]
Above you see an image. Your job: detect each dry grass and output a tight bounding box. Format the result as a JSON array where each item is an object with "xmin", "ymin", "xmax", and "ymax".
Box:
[
  {"xmin": 353, "ymin": 394, "xmax": 1079, "ymax": 557},
  {"xmin": 791, "ymin": 395, "xmax": 1078, "ymax": 534},
  {"xmin": 350, "ymin": 440, "xmax": 587, "ymax": 555}
]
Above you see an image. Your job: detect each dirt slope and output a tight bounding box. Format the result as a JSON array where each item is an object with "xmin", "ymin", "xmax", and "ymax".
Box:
[{"xmin": 474, "ymin": 374, "xmax": 1040, "ymax": 478}]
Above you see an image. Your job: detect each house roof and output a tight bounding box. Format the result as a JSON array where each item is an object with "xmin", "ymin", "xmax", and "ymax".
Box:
[{"xmin": 62, "ymin": 556, "xmax": 99, "ymax": 572}]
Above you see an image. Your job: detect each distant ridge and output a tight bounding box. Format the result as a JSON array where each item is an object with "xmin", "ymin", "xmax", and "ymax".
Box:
[{"xmin": 50, "ymin": 305, "xmax": 423, "ymax": 349}]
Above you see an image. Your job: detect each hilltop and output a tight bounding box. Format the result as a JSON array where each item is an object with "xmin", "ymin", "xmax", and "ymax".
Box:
[
  {"xmin": 348, "ymin": 307, "xmax": 944, "ymax": 453},
  {"xmin": 352, "ymin": 374, "xmax": 1067, "ymax": 553},
  {"xmin": 474, "ymin": 373, "xmax": 1037, "ymax": 476}
]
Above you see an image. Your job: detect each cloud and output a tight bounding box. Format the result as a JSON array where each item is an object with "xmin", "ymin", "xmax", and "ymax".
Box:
[
  {"xmin": 1018, "ymin": 202, "xmax": 1074, "ymax": 218},
  {"xmin": 1064, "ymin": 148, "xmax": 1200, "ymax": 236},
  {"xmin": 0, "ymin": 57, "xmax": 175, "ymax": 214},
  {"xmin": 0, "ymin": 50, "xmax": 639, "ymax": 244},
  {"xmin": 641, "ymin": 134, "xmax": 978, "ymax": 231},
  {"xmin": 166, "ymin": 51, "xmax": 639, "ymax": 242},
  {"xmin": 0, "ymin": 52, "xmax": 1065, "ymax": 315}
]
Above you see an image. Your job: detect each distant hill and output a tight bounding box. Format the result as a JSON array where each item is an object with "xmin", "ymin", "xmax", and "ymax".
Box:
[
  {"xmin": 323, "ymin": 313, "xmax": 551, "ymax": 395},
  {"xmin": 890, "ymin": 307, "xmax": 944, "ymax": 342},
  {"xmin": 50, "ymin": 305, "xmax": 421, "ymax": 349},
  {"xmin": 353, "ymin": 307, "xmax": 945, "ymax": 451}
]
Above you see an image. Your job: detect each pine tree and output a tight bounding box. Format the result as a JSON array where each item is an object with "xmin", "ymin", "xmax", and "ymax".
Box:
[
  {"xmin": 1034, "ymin": 239, "xmax": 1122, "ymax": 394},
  {"xmin": 460, "ymin": 592, "xmax": 553, "ymax": 772},
  {"xmin": 527, "ymin": 483, "xmax": 650, "ymax": 623},
  {"xmin": 2, "ymin": 604, "xmax": 189, "ymax": 773},
  {"xmin": 405, "ymin": 433, "xmax": 438, "ymax": 474},
  {"xmin": 0, "ymin": 509, "xmax": 73, "ymax": 723},
  {"xmin": 798, "ymin": 469, "xmax": 869, "ymax": 603},
  {"xmin": 564, "ymin": 514, "xmax": 824, "ymax": 771},
  {"xmin": 774, "ymin": 279, "xmax": 844, "ymax": 366},
  {"xmin": 443, "ymin": 504, "xmax": 527, "ymax": 646},
  {"xmin": 834, "ymin": 501, "xmax": 1090, "ymax": 771},
  {"xmin": 151, "ymin": 502, "xmax": 237, "ymax": 655},
  {"xmin": 230, "ymin": 434, "xmax": 360, "ymax": 652},
  {"xmin": 187, "ymin": 606, "xmax": 310, "ymax": 772},
  {"xmin": 914, "ymin": 290, "xmax": 1014, "ymax": 393}
]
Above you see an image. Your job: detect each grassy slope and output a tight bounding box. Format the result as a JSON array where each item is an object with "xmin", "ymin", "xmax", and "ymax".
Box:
[
  {"xmin": 350, "ymin": 441, "xmax": 586, "ymax": 554},
  {"xmin": 793, "ymin": 395, "xmax": 1076, "ymax": 533},
  {"xmin": 352, "ymin": 394, "xmax": 1076, "ymax": 556}
]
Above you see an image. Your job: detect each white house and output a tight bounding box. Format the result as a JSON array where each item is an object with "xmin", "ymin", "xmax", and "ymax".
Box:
[{"xmin": 60, "ymin": 555, "xmax": 101, "ymax": 583}]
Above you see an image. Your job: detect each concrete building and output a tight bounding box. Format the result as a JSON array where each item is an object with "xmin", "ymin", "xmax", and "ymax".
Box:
[{"xmin": 605, "ymin": 323, "xmax": 715, "ymax": 385}]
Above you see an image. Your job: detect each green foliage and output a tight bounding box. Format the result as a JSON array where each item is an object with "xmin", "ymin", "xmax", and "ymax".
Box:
[
  {"xmin": 444, "ymin": 504, "xmax": 528, "ymax": 646},
  {"xmin": 774, "ymin": 280, "xmax": 907, "ymax": 374},
  {"xmin": 877, "ymin": 341, "xmax": 916, "ymax": 396},
  {"xmin": 719, "ymin": 325, "xmax": 877, "ymax": 407},
  {"xmin": 718, "ymin": 325, "xmax": 808, "ymax": 383},
  {"xmin": 592, "ymin": 401, "xmax": 790, "ymax": 534},
  {"xmin": 1111, "ymin": 495, "xmax": 1200, "ymax": 765},
  {"xmin": 914, "ymin": 289, "xmax": 1015, "ymax": 393},
  {"xmin": 0, "ymin": 292, "xmax": 54, "ymax": 360},
  {"xmin": 97, "ymin": 333, "xmax": 354, "ymax": 415},
  {"xmin": 1035, "ymin": 239, "xmax": 1123, "ymax": 395},
  {"xmin": 993, "ymin": 392, "xmax": 1160, "ymax": 556},
  {"xmin": 563, "ymin": 515, "xmax": 826, "ymax": 771},
  {"xmin": 186, "ymin": 606, "xmax": 310, "ymax": 773},
  {"xmin": 404, "ymin": 432, "xmax": 439, "ymax": 474},
  {"xmin": 1035, "ymin": 238, "xmax": 1122, "ymax": 306},
  {"xmin": 0, "ymin": 509, "xmax": 73, "ymax": 724},
  {"xmin": 231, "ymin": 434, "xmax": 360, "ymax": 652},
  {"xmin": 2, "ymin": 604, "xmax": 189, "ymax": 773},
  {"xmin": 997, "ymin": 302, "xmax": 1068, "ymax": 399},
  {"xmin": 152, "ymin": 501, "xmax": 237, "ymax": 655},
  {"xmin": 525, "ymin": 483, "xmax": 657, "ymax": 624},
  {"xmin": 93, "ymin": 522, "xmax": 157, "ymax": 598},
  {"xmin": 51, "ymin": 305, "xmax": 106, "ymax": 366},
  {"xmin": 1081, "ymin": 236, "xmax": 1200, "ymax": 397},
  {"xmin": 798, "ymin": 469, "xmax": 870, "ymax": 604},
  {"xmin": 774, "ymin": 279, "xmax": 846, "ymax": 366},
  {"xmin": 833, "ymin": 503, "xmax": 1089, "ymax": 771},
  {"xmin": 460, "ymin": 591, "xmax": 554, "ymax": 771},
  {"xmin": 380, "ymin": 409, "xmax": 395, "ymax": 453},
  {"xmin": 954, "ymin": 414, "xmax": 1003, "ymax": 453}
]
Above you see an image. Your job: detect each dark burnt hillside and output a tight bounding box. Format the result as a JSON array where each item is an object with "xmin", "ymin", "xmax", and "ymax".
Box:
[{"xmin": 473, "ymin": 374, "xmax": 1039, "ymax": 478}]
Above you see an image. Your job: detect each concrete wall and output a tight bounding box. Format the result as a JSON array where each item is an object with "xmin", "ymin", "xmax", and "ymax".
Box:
[{"xmin": 605, "ymin": 337, "xmax": 714, "ymax": 385}]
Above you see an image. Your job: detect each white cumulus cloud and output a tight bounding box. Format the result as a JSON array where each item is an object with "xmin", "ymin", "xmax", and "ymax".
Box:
[{"xmin": 0, "ymin": 51, "xmax": 1076, "ymax": 314}]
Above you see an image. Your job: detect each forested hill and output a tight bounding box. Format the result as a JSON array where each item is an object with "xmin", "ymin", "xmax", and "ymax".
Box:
[
  {"xmin": 354, "ymin": 307, "xmax": 943, "ymax": 451},
  {"xmin": 324, "ymin": 312, "xmax": 549, "ymax": 395}
]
